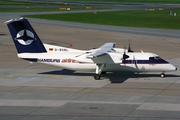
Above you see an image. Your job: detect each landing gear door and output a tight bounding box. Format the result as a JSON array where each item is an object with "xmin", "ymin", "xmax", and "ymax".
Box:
[{"xmin": 132, "ymin": 55, "xmax": 138, "ymax": 69}]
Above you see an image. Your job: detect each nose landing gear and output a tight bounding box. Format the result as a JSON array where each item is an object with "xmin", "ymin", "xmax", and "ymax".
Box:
[
  {"xmin": 160, "ymin": 72, "xmax": 165, "ymax": 78},
  {"xmin": 94, "ymin": 74, "xmax": 101, "ymax": 80}
]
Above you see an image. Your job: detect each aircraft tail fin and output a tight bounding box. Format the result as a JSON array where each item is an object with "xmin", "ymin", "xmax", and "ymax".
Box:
[{"xmin": 5, "ymin": 18, "xmax": 47, "ymax": 53}]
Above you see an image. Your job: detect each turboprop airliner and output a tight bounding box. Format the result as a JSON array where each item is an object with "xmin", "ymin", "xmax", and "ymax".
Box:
[{"xmin": 5, "ymin": 18, "xmax": 177, "ymax": 80}]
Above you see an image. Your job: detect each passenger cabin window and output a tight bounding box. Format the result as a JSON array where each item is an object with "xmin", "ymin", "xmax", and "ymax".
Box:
[
  {"xmin": 149, "ymin": 56, "xmax": 162, "ymax": 60},
  {"xmin": 149, "ymin": 57, "xmax": 155, "ymax": 60}
]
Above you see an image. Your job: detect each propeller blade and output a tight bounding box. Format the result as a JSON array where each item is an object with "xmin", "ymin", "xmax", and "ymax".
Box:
[
  {"xmin": 128, "ymin": 39, "xmax": 134, "ymax": 52},
  {"xmin": 123, "ymin": 54, "xmax": 129, "ymax": 59},
  {"xmin": 122, "ymin": 45, "xmax": 129, "ymax": 61}
]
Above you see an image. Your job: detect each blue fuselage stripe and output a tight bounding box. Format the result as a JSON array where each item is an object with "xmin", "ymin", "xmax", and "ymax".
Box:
[
  {"xmin": 22, "ymin": 58, "xmax": 37, "ymax": 62},
  {"xmin": 124, "ymin": 59, "xmax": 169, "ymax": 64}
]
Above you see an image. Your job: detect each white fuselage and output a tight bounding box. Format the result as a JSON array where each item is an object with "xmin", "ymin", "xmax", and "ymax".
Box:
[{"xmin": 17, "ymin": 44, "xmax": 177, "ymax": 73}]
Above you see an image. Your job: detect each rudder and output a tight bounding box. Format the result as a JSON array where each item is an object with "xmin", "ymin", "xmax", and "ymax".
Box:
[{"xmin": 5, "ymin": 18, "xmax": 47, "ymax": 53}]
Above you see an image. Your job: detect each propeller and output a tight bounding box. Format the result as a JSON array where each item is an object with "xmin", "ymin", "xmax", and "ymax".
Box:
[
  {"xmin": 128, "ymin": 39, "xmax": 134, "ymax": 52},
  {"xmin": 122, "ymin": 46, "xmax": 129, "ymax": 63}
]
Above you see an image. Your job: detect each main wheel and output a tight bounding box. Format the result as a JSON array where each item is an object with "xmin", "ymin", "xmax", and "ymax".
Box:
[
  {"xmin": 94, "ymin": 74, "xmax": 101, "ymax": 80},
  {"xmin": 102, "ymin": 72, "xmax": 106, "ymax": 74},
  {"xmin": 160, "ymin": 73, "xmax": 165, "ymax": 78}
]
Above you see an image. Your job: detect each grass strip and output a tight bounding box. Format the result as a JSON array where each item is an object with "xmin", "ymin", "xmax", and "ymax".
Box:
[
  {"xmin": 24, "ymin": 9, "xmax": 180, "ymax": 29},
  {"xmin": 61, "ymin": 0, "xmax": 180, "ymax": 4}
]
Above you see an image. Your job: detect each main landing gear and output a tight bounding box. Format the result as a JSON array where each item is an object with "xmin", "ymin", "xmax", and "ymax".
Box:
[{"xmin": 94, "ymin": 64, "xmax": 105, "ymax": 80}]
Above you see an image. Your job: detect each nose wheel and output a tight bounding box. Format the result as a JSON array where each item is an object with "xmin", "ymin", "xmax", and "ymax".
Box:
[
  {"xmin": 94, "ymin": 74, "xmax": 101, "ymax": 80},
  {"xmin": 160, "ymin": 73, "xmax": 165, "ymax": 78}
]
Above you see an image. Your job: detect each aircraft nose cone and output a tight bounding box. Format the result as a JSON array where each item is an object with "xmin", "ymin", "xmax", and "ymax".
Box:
[{"xmin": 167, "ymin": 64, "xmax": 177, "ymax": 71}]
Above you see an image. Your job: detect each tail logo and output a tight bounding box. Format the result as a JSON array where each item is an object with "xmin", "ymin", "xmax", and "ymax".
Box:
[{"xmin": 15, "ymin": 29, "xmax": 35, "ymax": 45}]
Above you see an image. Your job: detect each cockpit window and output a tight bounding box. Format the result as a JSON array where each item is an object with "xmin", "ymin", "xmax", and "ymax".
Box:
[
  {"xmin": 156, "ymin": 56, "xmax": 162, "ymax": 60},
  {"xmin": 149, "ymin": 56, "xmax": 162, "ymax": 60}
]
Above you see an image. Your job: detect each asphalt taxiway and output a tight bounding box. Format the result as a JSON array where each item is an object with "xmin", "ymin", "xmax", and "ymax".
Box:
[{"xmin": 0, "ymin": 5, "xmax": 180, "ymax": 120}]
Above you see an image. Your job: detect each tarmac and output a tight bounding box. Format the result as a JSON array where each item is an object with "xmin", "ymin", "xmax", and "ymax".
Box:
[{"xmin": 0, "ymin": 3, "xmax": 180, "ymax": 120}]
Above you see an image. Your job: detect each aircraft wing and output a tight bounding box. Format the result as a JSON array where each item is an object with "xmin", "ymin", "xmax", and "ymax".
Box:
[
  {"xmin": 85, "ymin": 43, "xmax": 124, "ymax": 64},
  {"xmin": 86, "ymin": 43, "xmax": 116, "ymax": 58},
  {"xmin": 75, "ymin": 42, "xmax": 124, "ymax": 64}
]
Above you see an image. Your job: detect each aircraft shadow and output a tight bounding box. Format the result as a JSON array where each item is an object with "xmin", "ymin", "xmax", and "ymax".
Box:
[
  {"xmin": 103, "ymin": 72, "xmax": 180, "ymax": 83},
  {"xmin": 39, "ymin": 69, "xmax": 94, "ymax": 76},
  {"xmin": 39, "ymin": 69, "xmax": 180, "ymax": 83},
  {"xmin": 0, "ymin": 33, "xmax": 6, "ymax": 36}
]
